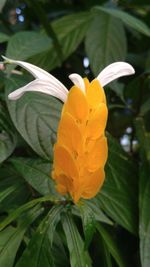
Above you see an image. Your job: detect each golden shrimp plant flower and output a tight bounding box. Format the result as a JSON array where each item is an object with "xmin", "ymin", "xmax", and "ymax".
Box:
[{"xmin": 3, "ymin": 56, "xmax": 135, "ymax": 203}]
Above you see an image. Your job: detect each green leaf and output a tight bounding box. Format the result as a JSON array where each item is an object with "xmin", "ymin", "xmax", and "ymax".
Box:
[
  {"xmin": 16, "ymin": 205, "xmax": 63, "ymax": 267},
  {"xmin": 0, "ymin": 32, "xmax": 9, "ymax": 43},
  {"xmin": 0, "ymin": 185, "xmax": 19, "ymax": 203},
  {"xmin": 96, "ymin": 134, "xmax": 138, "ymax": 234},
  {"xmin": 5, "ymin": 75, "xmax": 62, "ymax": 160},
  {"xmin": 0, "ymin": 104, "xmax": 17, "ymax": 163},
  {"xmin": 0, "ymin": 164, "xmax": 30, "ymax": 212},
  {"xmin": 62, "ymin": 212, "xmax": 92, "ymax": 267},
  {"xmin": 52, "ymin": 233, "xmax": 68, "ymax": 267},
  {"xmin": 74, "ymin": 199, "xmax": 112, "ymax": 225},
  {"xmin": 135, "ymin": 117, "xmax": 150, "ymax": 162},
  {"xmin": 30, "ymin": 11, "xmax": 93, "ymax": 71},
  {"xmin": 97, "ymin": 224, "xmax": 126, "ymax": 267},
  {"xmin": 0, "ymin": 0, "xmax": 6, "ymax": 12},
  {"xmin": 96, "ymin": 234, "xmax": 112, "ymax": 267},
  {"xmin": 0, "ymin": 204, "xmax": 43, "ymax": 267},
  {"xmin": 11, "ymin": 157, "xmax": 57, "ymax": 196},
  {"xmin": 140, "ymin": 98, "xmax": 150, "ymax": 116},
  {"xmin": 85, "ymin": 12, "xmax": 127, "ymax": 75},
  {"xmin": 78, "ymin": 202, "xmax": 96, "ymax": 249},
  {"xmin": 0, "ymin": 195, "xmax": 56, "ymax": 231},
  {"xmin": 6, "ymin": 31, "xmax": 52, "ymax": 72},
  {"xmin": 95, "ymin": 7, "xmax": 150, "ymax": 37},
  {"xmin": 139, "ymin": 161, "xmax": 150, "ymax": 267}
]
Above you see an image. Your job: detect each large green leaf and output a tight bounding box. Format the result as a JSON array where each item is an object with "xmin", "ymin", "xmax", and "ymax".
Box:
[
  {"xmin": 0, "ymin": 205, "xmax": 43, "ymax": 267},
  {"xmin": 6, "ymin": 31, "xmax": 52, "ymax": 72},
  {"xmin": 85, "ymin": 12, "xmax": 127, "ymax": 75},
  {"xmin": 0, "ymin": 104, "xmax": 16, "ymax": 163},
  {"xmin": 11, "ymin": 157, "xmax": 57, "ymax": 196},
  {"xmin": 95, "ymin": 7, "xmax": 150, "ymax": 37},
  {"xmin": 96, "ymin": 134, "xmax": 138, "ymax": 234},
  {"xmin": 62, "ymin": 212, "xmax": 92, "ymax": 267},
  {"xmin": 0, "ymin": 32, "xmax": 9, "ymax": 43},
  {"xmin": 29, "ymin": 11, "xmax": 93, "ymax": 71},
  {"xmin": 16, "ymin": 205, "xmax": 63, "ymax": 267},
  {"xmin": 5, "ymin": 75, "xmax": 62, "ymax": 160}
]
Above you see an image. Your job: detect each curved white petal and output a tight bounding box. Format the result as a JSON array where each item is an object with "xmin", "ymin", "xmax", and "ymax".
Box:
[
  {"xmin": 2, "ymin": 56, "xmax": 68, "ymax": 94},
  {"xmin": 8, "ymin": 79, "xmax": 68, "ymax": 103},
  {"xmin": 97, "ymin": 62, "xmax": 135, "ymax": 87},
  {"xmin": 69, "ymin": 73, "xmax": 85, "ymax": 93}
]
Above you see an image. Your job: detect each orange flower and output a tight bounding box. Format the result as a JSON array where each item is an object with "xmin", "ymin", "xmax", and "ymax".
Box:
[
  {"xmin": 5, "ymin": 57, "xmax": 135, "ymax": 202},
  {"xmin": 52, "ymin": 80, "xmax": 108, "ymax": 202}
]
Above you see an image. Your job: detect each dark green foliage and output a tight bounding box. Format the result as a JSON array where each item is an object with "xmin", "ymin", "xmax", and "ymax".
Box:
[{"xmin": 0, "ymin": 1, "xmax": 150, "ymax": 267}]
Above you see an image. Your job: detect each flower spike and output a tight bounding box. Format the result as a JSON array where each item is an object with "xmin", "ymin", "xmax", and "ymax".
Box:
[{"xmin": 4, "ymin": 56, "xmax": 135, "ymax": 203}]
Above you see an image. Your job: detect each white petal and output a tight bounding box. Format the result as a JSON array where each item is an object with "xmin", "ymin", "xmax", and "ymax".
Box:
[
  {"xmin": 2, "ymin": 56, "xmax": 68, "ymax": 94},
  {"xmin": 8, "ymin": 79, "xmax": 68, "ymax": 102},
  {"xmin": 97, "ymin": 62, "xmax": 135, "ymax": 87},
  {"xmin": 69, "ymin": 73, "xmax": 85, "ymax": 93}
]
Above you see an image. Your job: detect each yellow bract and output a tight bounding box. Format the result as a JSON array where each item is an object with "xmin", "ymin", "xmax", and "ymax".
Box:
[{"xmin": 52, "ymin": 78, "xmax": 108, "ymax": 203}]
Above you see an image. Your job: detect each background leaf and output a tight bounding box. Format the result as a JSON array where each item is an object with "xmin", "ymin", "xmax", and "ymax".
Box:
[
  {"xmin": 139, "ymin": 162, "xmax": 150, "ymax": 267},
  {"xmin": 95, "ymin": 7, "xmax": 150, "ymax": 37},
  {"xmin": 0, "ymin": 0, "xmax": 6, "ymax": 12},
  {"xmin": 97, "ymin": 223, "xmax": 126, "ymax": 267},
  {"xmin": 85, "ymin": 12, "xmax": 127, "ymax": 75},
  {"xmin": 0, "ymin": 32, "xmax": 9, "ymax": 43},
  {"xmin": 6, "ymin": 31, "xmax": 52, "ymax": 72},
  {"xmin": 96, "ymin": 134, "xmax": 138, "ymax": 234},
  {"xmin": 30, "ymin": 11, "xmax": 93, "ymax": 71},
  {"xmin": 0, "ymin": 104, "xmax": 16, "ymax": 163},
  {"xmin": 0, "ymin": 164, "xmax": 30, "ymax": 212}
]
